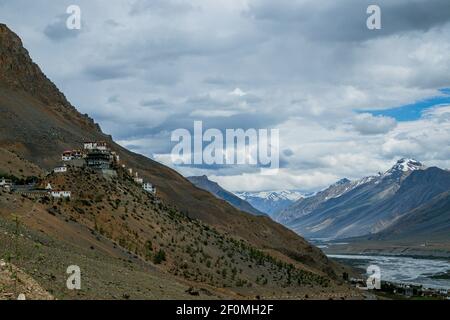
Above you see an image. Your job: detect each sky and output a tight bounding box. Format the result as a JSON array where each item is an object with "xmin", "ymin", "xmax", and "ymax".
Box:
[{"xmin": 1, "ymin": 0, "xmax": 450, "ymax": 192}]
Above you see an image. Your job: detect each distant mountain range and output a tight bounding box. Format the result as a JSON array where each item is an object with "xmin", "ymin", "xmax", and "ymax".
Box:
[
  {"xmin": 276, "ymin": 159, "xmax": 450, "ymax": 241},
  {"xmin": 187, "ymin": 176, "xmax": 266, "ymax": 216},
  {"xmin": 235, "ymin": 190, "xmax": 304, "ymax": 217},
  {"xmin": 188, "ymin": 159, "xmax": 450, "ymax": 243},
  {"xmin": 273, "ymin": 179, "xmax": 356, "ymax": 224},
  {"xmin": 187, "ymin": 176, "xmax": 305, "ymax": 218}
]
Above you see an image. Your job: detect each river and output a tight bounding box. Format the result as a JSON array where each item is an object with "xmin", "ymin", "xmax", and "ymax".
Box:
[{"xmin": 328, "ymin": 254, "xmax": 450, "ymax": 289}]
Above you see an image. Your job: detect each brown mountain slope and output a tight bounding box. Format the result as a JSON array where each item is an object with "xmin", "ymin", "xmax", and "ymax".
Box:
[
  {"xmin": 368, "ymin": 190, "xmax": 450, "ymax": 242},
  {"xmin": 0, "ymin": 261, "xmax": 54, "ymax": 300},
  {"xmin": 0, "ymin": 23, "xmax": 340, "ymax": 280},
  {"xmin": 0, "ymin": 207, "xmax": 220, "ymax": 300},
  {"xmin": 0, "ymin": 167, "xmax": 359, "ymax": 299}
]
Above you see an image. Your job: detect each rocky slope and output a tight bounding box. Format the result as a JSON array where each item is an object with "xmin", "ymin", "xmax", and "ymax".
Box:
[
  {"xmin": 1, "ymin": 167, "xmax": 344, "ymax": 299},
  {"xmin": 0, "ymin": 260, "xmax": 54, "ymax": 300}
]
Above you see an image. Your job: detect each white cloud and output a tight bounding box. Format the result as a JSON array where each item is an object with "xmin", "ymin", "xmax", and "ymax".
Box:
[
  {"xmin": 230, "ymin": 88, "xmax": 247, "ymax": 97},
  {"xmin": 352, "ymin": 113, "xmax": 397, "ymax": 135}
]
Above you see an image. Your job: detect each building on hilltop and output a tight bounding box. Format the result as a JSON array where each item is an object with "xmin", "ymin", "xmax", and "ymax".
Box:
[
  {"xmin": 59, "ymin": 141, "xmax": 119, "ymax": 174},
  {"xmin": 85, "ymin": 150, "xmax": 112, "ymax": 170},
  {"xmin": 133, "ymin": 172, "xmax": 143, "ymax": 184},
  {"xmin": 0, "ymin": 177, "xmax": 12, "ymax": 186},
  {"xmin": 0, "ymin": 177, "xmax": 13, "ymax": 192},
  {"xmin": 10, "ymin": 181, "xmax": 70, "ymax": 199},
  {"xmin": 51, "ymin": 191, "xmax": 71, "ymax": 199},
  {"xmin": 62, "ymin": 150, "xmax": 73, "ymax": 161},
  {"xmin": 111, "ymin": 151, "xmax": 120, "ymax": 164},
  {"xmin": 71, "ymin": 149, "xmax": 83, "ymax": 159},
  {"xmin": 83, "ymin": 141, "xmax": 120, "ymax": 171},
  {"xmin": 15, "ymin": 189, "xmax": 49, "ymax": 198},
  {"xmin": 84, "ymin": 141, "xmax": 107, "ymax": 151},
  {"xmin": 53, "ymin": 165, "xmax": 67, "ymax": 173},
  {"xmin": 143, "ymin": 182, "xmax": 156, "ymax": 194},
  {"xmin": 12, "ymin": 183, "xmax": 50, "ymax": 198},
  {"xmin": 61, "ymin": 149, "xmax": 83, "ymax": 162}
]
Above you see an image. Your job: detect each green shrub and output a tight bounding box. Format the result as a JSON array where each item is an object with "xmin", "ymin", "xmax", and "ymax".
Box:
[{"xmin": 153, "ymin": 249, "xmax": 166, "ymax": 264}]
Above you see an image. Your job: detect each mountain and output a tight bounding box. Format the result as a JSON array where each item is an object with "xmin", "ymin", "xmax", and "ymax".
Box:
[
  {"xmin": 368, "ymin": 188, "xmax": 450, "ymax": 242},
  {"xmin": 235, "ymin": 190, "xmax": 304, "ymax": 216},
  {"xmin": 274, "ymin": 179, "xmax": 359, "ymax": 224},
  {"xmin": 0, "ymin": 24, "xmax": 354, "ymax": 299},
  {"xmin": 187, "ymin": 176, "xmax": 266, "ymax": 216},
  {"xmin": 280, "ymin": 159, "xmax": 450, "ymax": 240}
]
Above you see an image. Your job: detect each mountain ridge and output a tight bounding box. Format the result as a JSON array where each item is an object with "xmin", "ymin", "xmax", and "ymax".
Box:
[
  {"xmin": 235, "ymin": 190, "xmax": 304, "ymax": 217},
  {"xmin": 279, "ymin": 159, "xmax": 450, "ymax": 241},
  {"xmin": 187, "ymin": 175, "xmax": 266, "ymax": 216}
]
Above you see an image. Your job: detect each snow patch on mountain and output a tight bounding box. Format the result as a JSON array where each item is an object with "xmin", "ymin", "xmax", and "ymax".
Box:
[
  {"xmin": 234, "ymin": 190, "xmax": 304, "ymax": 216},
  {"xmin": 236, "ymin": 190, "xmax": 304, "ymax": 202},
  {"xmin": 383, "ymin": 158, "xmax": 426, "ymax": 176}
]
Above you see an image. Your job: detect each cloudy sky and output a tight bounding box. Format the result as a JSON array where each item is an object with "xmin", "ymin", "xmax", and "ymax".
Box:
[{"xmin": 2, "ymin": 0, "xmax": 450, "ymax": 192}]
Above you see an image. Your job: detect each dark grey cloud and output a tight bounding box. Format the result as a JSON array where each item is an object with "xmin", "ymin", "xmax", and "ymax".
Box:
[
  {"xmin": 386, "ymin": 0, "xmax": 450, "ymax": 33},
  {"xmin": 140, "ymin": 98, "xmax": 168, "ymax": 108},
  {"xmin": 247, "ymin": 0, "xmax": 450, "ymax": 42},
  {"xmin": 84, "ymin": 64, "xmax": 130, "ymax": 81},
  {"xmin": 104, "ymin": 19, "xmax": 122, "ymax": 28},
  {"xmin": 44, "ymin": 14, "xmax": 81, "ymax": 41},
  {"xmin": 203, "ymin": 76, "xmax": 235, "ymax": 86},
  {"xmin": 135, "ymin": 111, "xmax": 285, "ymax": 140},
  {"xmin": 244, "ymin": 94, "xmax": 263, "ymax": 105},
  {"xmin": 283, "ymin": 148, "xmax": 294, "ymax": 157},
  {"xmin": 185, "ymin": 94, "xmax": 231, "ymax": 108},
  {"xmin": 129, "ymin": 0, "xmax": 195, "ymax": 16}
]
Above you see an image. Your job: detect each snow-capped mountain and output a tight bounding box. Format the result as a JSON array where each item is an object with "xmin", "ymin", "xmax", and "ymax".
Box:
[
  {"xmin": 383, "ymin": 158, "xmax": 426, "ymax": 177},
  {"xmin": 235, "ymin": 190, "xmax": 304, "ymax": 217},
  {"xmin": 274, "ymin": 178, "xmax": 361, "ymax": 224},
  {"xmin": 278, "ymin": 158, "xmax": 450, "ymax": 240}
]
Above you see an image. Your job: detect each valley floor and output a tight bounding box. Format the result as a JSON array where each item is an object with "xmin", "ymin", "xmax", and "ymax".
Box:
[{"xmin": 323, "ymin": 240, "xmax": 450, "ymax": 259}]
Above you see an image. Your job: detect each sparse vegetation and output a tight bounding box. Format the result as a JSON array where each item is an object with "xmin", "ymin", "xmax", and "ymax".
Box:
[{"xmin": 153, "ymin": 249, "xmax": 166, "ymax": 264}]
